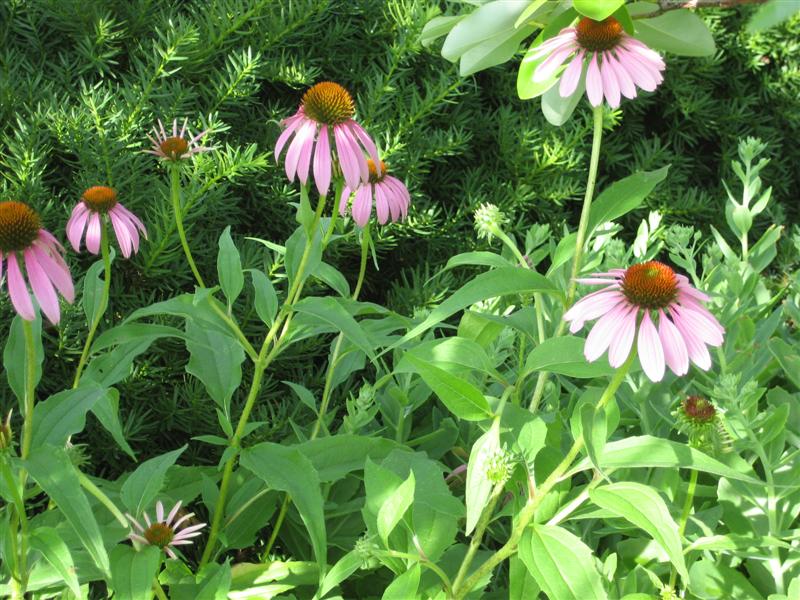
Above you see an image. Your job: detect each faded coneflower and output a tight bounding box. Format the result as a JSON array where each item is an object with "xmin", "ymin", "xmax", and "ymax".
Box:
[
  {"xmin": 145, "ymin": 118, "xmax": 214, "ymax": 161},
  {"xmin": 0, "ymin": 201, "xmax": 74, "ymax": 323},
  {"xmin": 127, "ymin": 500, "xmax": 206, "ymax": 560},
  {"xmin": 67, "ymin": 186, "xmax": 147, "ymax": 258},
  {"xmin": 529, "ymin": 16, "xmax": 665, "ymax": 108},
  {"xmin": 276, "ymin": 81, "xmax": 381, "ymax": 196},
  {"xmin": 339, "ymin": 159, "xmax": 409, "ymax": 226},
  {"xmin": 564, "ymin": 261, "xmax": 724, "ymax": 382}
]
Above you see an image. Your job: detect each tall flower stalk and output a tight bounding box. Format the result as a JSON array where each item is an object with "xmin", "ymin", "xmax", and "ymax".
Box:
[
  {"xmin": 169, "ymin": 163, "xmax": 205, "ymax": 288},
  {"xmin": 529, "ymin": 104, "xmax": 604, "ymax": 411}
]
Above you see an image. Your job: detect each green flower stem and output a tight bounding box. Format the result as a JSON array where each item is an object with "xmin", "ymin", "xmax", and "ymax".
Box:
[
  {"xmin": 2, "ymin": 457, "xmax": 26, "ymax": 598},
  {"xmin": 21, "ymin": 319, "xmax": 37, "ymax": 461},
  {"xmin": 529, "ymin": 105, "xmax": 604, "ymax": 413},
  {"xmin": 200, "ymin": 192, "xmax": 327, "ymax": 566},
  {"xmin": 77, "ymin": 470, "xmax": 128, "ymax": 528},
  {"xmin": 170, "ymin": 164, "xmax": 206, "ymax": 288},
  {"xmin": 322, "ymin": 181, "xmax": 344, "ymax": 248},
  {"xmin": 451, "ymin": 481, "xmax": 506, "ymax": 593},
  {"xmin": 453, "ymin": 353, "xmax": 632, "ymax": 600},
  {"xmin": 263, "ymin": 221, "xmax": 373, "ymax": 562},
  {"xmin": 667, "ymin": 468, "xmax": 698, "ymax": 591},
  {"xmin": 73, "ymin": 222, "xmax": 112, "ymax": 388},
  {"xmin": 153, "ymin": 580, "xmax": 169, "ymax": 600}
]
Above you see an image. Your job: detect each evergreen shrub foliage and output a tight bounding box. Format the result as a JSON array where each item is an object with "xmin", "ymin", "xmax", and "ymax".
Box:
[{"xmin": 0, "ymin": 0, "xmax": 799, "ymax": 598}]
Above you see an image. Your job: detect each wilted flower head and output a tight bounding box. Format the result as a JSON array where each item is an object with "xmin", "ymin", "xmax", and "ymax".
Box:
[
  {"xmin": 126, "ymin": 500, "xmax": 206, "ymax": 559},
  {"xmin": 338, "ymin": 159, "xmax": 410, "ymax": 226},
  {"xmin": 275, "ymin": 81, "xmax": 381, "ymax": 196},
  {"xmin": 564, "ymin": 261, "xmax": 724, "ymax": 382},
  {"xmin": 67, "ymin": 186, "xmax": 148, "ymax": 258},
  {"xmin": 529, "ymin": 16, "xmax": 665, "ymax": 108},
  {"xmin": 0, "ymin": 201, "xmax": 74, "ymax": 324},
  {"xmin": 474, "ymin": 203, "xmax": 508, "ymax": 241},
  {"xmin": 145, "ymin": 118, "xmax": 213, "ymax": 161}
]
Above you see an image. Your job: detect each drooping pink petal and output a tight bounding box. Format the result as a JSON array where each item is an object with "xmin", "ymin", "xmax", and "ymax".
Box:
[
  {"xmin": 373, "ymin": 180, "xmax": 390, "ymax": 224},
  {"xmin": 559, "ymin": 51, "xmax": 585, "ymax": 98},
  {"xmin": 24, "ymin": 248, "xmax": 60, "ymax": 324},
  {"xmin": 671, "ymin": 312, "xmax": 712, "ymax": 370},
  {"xmin": 295, "ymin": 126, "xmax": 316, "ymax": 185},
  {"xmin": 115, "ymin": 204, "xmax": 148, "ymax": 240},
  {"xmin": 585, "ymin": 53, "xmax": 603, "ymax": 107},
  {"xmin": 637, "ymin": 311, "xmax": 665, "ymax": 381},
  {"xmin": 584, "ymin": 302, "xmax": 632, "ymax": 362},
  {"xmin": 334, "ymin": 125, "xmax": 361, "ymax": 190},
  {"xmin": 172, "ymin": 512, "xmax": 195, "ymax": 529},
  {"xmin": 599, "ymin": 52, "xmax": 621, "ymax": 108},
  {"xmin": 622, "ymin": 38, "xmax": 666, "ymax": 69},
  {"xmin": 352, "ymin": 184, "xmax": 373, "ymax": 226},
  {"xmin": 608, "ymin": 306, "xmax": 638, "ymax": 367},
  {"xmin": 284, "ymin": 120, "xmax": 316, "ymax": 182},
  {"xmin": 384, "ymin": 176, "xmax": 410, "ymax": 219},
  {"xmin": 109, "ymin": 209, "xmax": 133, "ymax": 258},
  {"xmin": 615, "ymin": 48, "xmax": 658, "ymax": 92},
  {"xmin": 313, "ymin": 124, "xmax": 332, "ymax": 197},
  {"xmin": 605, "ymin": 53, "xmax": 636, "ymax": 99},
  {"xmin": 339, "ymin": 186, "xmax": 352, "ymax": 216},
  {"xmin": 31, "ymin": 244, "xmax": 74, "ymax": 302},
  {"xmin": 85, "ymin": 213, "xmax": 102, "ymax": 254},
  {"xmin": 529, "ymin": 30, "xmax": 577, "ymax": 61},
  {"xmin": 6, "ymin": 253, "xmax": 34, "ymax": 320},
  {"xmin": 66, "ymin": 203, "xmax": 90, "ymax": 252},
  {"xmin": 658, "ymin": 309, "xmax": 689, "ymax": 376},
  {"xmin": 533, "ymin": 43, "xmax": 578, "ymax": 82},
  {"xmin": 564, "ymin": 291, "xmax": 625, "ymax": 333},
  {"xmin": 340, "ymin": 123, "xmax": 369, "ymax": 184},
  {"xmin": 348, "ymin": 121, "xmax": 381, "ymax": 177}
]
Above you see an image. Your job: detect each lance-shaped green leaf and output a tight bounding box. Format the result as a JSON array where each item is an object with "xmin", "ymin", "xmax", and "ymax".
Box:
[
  {"xmin": 293, "ymin": 296, "xmax": 376, "ymax": 362},
  {"xmin": 590, "ymin": 481, "xmax": 688, "ymax": 581},
  {"xmin": 3, "ymin": 314, "xmax": 43, "ymax": 404},
  {"xmin": 465, "ymin": 418, "xmax": 501, "ymax": 535},
  {"xmin": 523, "ymin": 336, "xmax": 616, "ymax": 379},
  {"xmin": 377, "ymin": 471, "xmax": 415, "ymax": 546},
  {"xmin": 587, "ymin": 167, "xmax": 670, "ymax": 236},
  {"xmin": 109, "ymin": 545, "xmax": 162, "ymax": 600},
  {"xmin": 121, "ymin": 445, "xmax": 186, "ymax": 516},
  {"xmin": 217, "ymin": 226, "xmax": 244, "ymax": 305},
  {"xmin": 29, "ymin": 527, "xmax": 81, "ymax": 597},
  {"xmin": 31, "ymin": 383, "xmax": 107, "ymax": 449},
  {"xmin": 628, "ymin": 4, "xmax": 715, "ymax": 57}
]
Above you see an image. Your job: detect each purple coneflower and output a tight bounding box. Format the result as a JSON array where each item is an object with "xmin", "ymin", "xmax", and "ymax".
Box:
[
  {"xmin": 67, "ymin": 186, "xmax": 147, "ymax": 258},
  {"xmin": 145, "ymin": 118, "xmax": 213, "ymax": 161},
  {"xmin": 0, "ymin": 201, "xmax": 74, "ymax": 324},
  {"xmin": 339, "ymin": 159, "xmax": 410, "ymax": 226},
  {"xmin": 529, "ymin": 16, "xmax": 665, "ymax": 108},
  {"xmin": 275, "ymin": 81, "xmax": 381, "ymax": 196},
  {"xmin": 564, "ymin": 261, "xmax": 724, "ymax": 382},
  {"xmin": 127, "ymin": 500, "xmax": 206, "ymax": 560}
]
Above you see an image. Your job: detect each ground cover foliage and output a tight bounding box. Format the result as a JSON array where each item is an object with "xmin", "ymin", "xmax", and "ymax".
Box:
[{"xmin": 0, "ymin": 0, "xmax": 799, "ymax": 598}]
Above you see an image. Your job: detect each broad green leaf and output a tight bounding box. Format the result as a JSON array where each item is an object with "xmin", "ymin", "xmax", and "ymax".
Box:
[
  {"xmin": 421, "ymin": 15, "xmax": 465, "ymax": 48},
  {"xmin": 574, "ymin": 0, "xmax": 624, "ymax": 21},
  {"xmin": 688, "ymin": 558, "xmax": 765, "ymax": 599},
  {"xmin": 442, "ymin": 1, "xmax": 530, "ymax": 61},
  {"xmin": 541, "ymin": 70, "xmax": 585, "ymax": 126},
  {"xmin": 126, "ymin": 294, "xmax": 232, "ymax": 338},
  {"xmin": 298, "ymin": 435, "xmax": 400, "ymax": 482},
  {"xmin": 442, "ymin": 251, "xmax": 512, "ymax": 272},
  {"xmin": 523, "ymin": 336, "xmax": 616, "ymax": 378},
  {"xmin": 590, "ymin": 482, "xmax": 687, "ymax": 580},
  {"xmin": 121, "ymin": 445, "xmax": 186, "ymax": 516},
  {"xmin": 402, "ymin": 353, "xmax": 493, "ymax": 421},
  {"xmin": 580, "ymin": 403, "xmax": 607, "ymax": 475},
  {"xmin": 769, "ymin": 338, "xmax": 800, "ymax": 389},
  {"xmin": 628, "ymin": 4, "xmax": 715, "ymax": 56},
  {"xmin": 109, "ymin": 545, "xmax": 162, "ymax": 600},
  {"xmin": 319, "ymin": 549, "xmax": 362, "ymax": 598},
  {"xmin": 518, "ymin": 9, "xmax": 579, "ymax": 99},
  {"xmin": 397, "ymin": 336, "xmax": 496, "ymax": 377},
  {"xmin": 377, "ymin": 471, "xmax": 415, "ymax": 546},
  {"xmin": 392, "ymin": 267, "xmax": 559, "ymax": 348},
  {"xmin": 29, "ymin": 527, "xmax": 81, "ymax": 597},
  {"xmin": 3, "ymin": 314, "xmax": 43, "ymax": 404},
  {"xmin": 587, "ymin": 167, "xmax": 670, "ymax": 235},
  {"xmin": 313, "ymin": 262, "xmax": 350, "ymax": 297},
  {"xmin": 185, "ymin": 321, "xmax": 245, "ymax": 412},
  {"xmin": 31, "ymin": 383, "xmax": 107, "ymax": 449},
  {"xmin": 82, "ymin": 256, "xmax": 111, "ymax": 325},
  {"xmin": 90, "ymin": 387, "xmax": 136, "ymax": 459},
  {"xmin": 217, "ymin": 226, "xmax": 244, "ymax": 305},
  {"xmin": 24, "ymin": 446, "xmax": 110, "ymax": 575},
  {"xmin": 515, "ymin": 0, "xmax": 551, "ymax": 28},
  {"xmin": 519, "ymin": 524, "xmax": 606, "ymax": 600},
  {"xmin": 240, "ymin": 443, "xmax": 327, "ymax": 572},
  {"xmin": 92, "ymin": 323, "xmax": 185, "ymax": 351},
  {"xmin": 465, "ymin": 419, "xmax": 501, "ymax": 535},
  {"xmin": 747, "ymin": 0, "xmax": 800, "ymax": 32},
  {"xmin": 509, "ymin": 554, "xmax": 541, "ymax": 599},
  {"xmin": 170, "ymin": 562, "xmax": 231, "ymax": 600},
  {"xmin": 285, "ymin": 226, "xmax": 322, "ymax": 290},
  {"xmin": 249, "ymin": 269, "xmax": 278, "ymax": 325},
  {"xmin": 571, "ymin": 436, "xmax": 760, "ymax": 483},
  {"xmin": 382, "ymin": 564, "xmax": 420, "ymax": 600},
  {"xmin": 460, "ymin": 21, "xmax": 535, "ymax": 76},
  {"xmin": 293, "ymin": 296, "xmax": 376, "ymax": 362},
  {"xmin": 229, "ymin": 561, "xmax": 318, "ymax": 596}
]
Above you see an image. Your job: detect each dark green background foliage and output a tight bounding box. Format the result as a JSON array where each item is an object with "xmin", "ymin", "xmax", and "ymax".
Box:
[{"xmin": 0, "ymin": 0, "xmax": 798, "ymax": 474}]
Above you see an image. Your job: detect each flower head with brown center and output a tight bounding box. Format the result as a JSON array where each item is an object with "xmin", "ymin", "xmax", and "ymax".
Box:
[
  {"xmin": 301, "ymin": 81, "xmax": 356, "ymax": 126},
  {"xmin": 621, "ymin": 261, "xmax": 679, "ymax": 310},
  {"xmin": 81, "ymin": 186, "xmax": 118, "ymax": 213},
  {"xmin": 0, "ymin": 201, "xmax": 41, "ymax": 253},
  {"xmin": 367, "ymin": 159, "xmax": 386, "ymax": 184},
  {"xmin": 144, "ymin": 118, "xmax": 213, "ymax": 162},
  {"xmin": 576, "ymin": 16, "xmax": 624, "ymax": 52},
  {"xmin": 0, "ymin": 200, "xmax": 74, "ymax": 323},
  {"xmin": 681, "ymin": 395, "xmax": 717, "ymax": 424},
  {"xmin": 127, "ymin": 500, "xmax": 206, "ymax": 560}
]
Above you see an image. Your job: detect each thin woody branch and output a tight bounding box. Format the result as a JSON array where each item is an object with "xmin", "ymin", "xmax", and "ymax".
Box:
[{"xmin": 633, "ymin": 0, "xmax": 770, "ymax": 18}]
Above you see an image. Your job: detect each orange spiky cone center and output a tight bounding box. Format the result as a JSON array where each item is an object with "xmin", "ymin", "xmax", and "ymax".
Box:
[
  {"xmin": 302, "ymin": 81, "xmax": 355, "ymax": 125},
  {"xmin": 81, "ymin": 186, "xmax": 118, "ymax": 213},
  {"xmin": 144, "ymin": 522, "xmax": 174, "ymax": 548},
  {"xmin": 576, "ymin": 16, "xmax": 624, "ymax": 52},
  {"xmin": 0, "ymin": 201, "xmax": 40, "ymax": 252},
  {"xmin": 367, "ymin": 159, "xmax": 387, "ymax": 183},
  {"xmin": 621, "ymin": 261, "xmax": 678, "ymax": 310}
]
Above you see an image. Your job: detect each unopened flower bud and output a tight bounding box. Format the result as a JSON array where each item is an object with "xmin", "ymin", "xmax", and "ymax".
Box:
[
  {"xmin": 674, "ymin": 395, "xmax": 726, "ymax": 453},
  {"xmin": 485, "ymin": 449, "xmax": 514, "ymax": 485},
  {"xmin": 0, "ymin": 411, "xmax": 13, "ymax": 451},
  {"xmin": 474, "ymin": 203, "xmax": 507, "ymax": 241}
]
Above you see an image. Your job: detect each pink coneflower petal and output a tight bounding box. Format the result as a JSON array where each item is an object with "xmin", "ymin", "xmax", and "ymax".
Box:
[
  {"xmin": 616, "ymin": 49, "xmax": 658, "ymax": 92},
  {"xmin": 349, "ymin": 121, "xmax": 382, "ymax": 177},
  {"xmin": 374, "ymin": 181, "xmax": 389, "ymax": 224},
  {"xmin": 672, "ymin": 305, "xmax": 724, "ymax": 347},
  {"xmin": 672, "ymin": 315, "xmax": 712, "ymax": 370},
  {"xmin": 85, "ymin": 213, "xmax": 102, "ymax": 254},
  {"xmin": 339, "ymin": 186, "xmax": 352, "ymax": 217},
  {"xmin": 66, "ymin": 203, "xmax": 90, "ymax": 252},
  {"xmin": 334, "ymin": 124, "xmax": 361, "ymax": 190},
  {"xmin": 530, "ymin": 30, "xmax": 577, "ymax": 60},
  {"xmin": 7, "ymin": 253, "xmax": 34, "ymax": 321},
  {"xmin": 637, "ymin": 311, "xmax": 665, "ymax": 381},
  {"xmin": 564, "ymin": 290, "xmax": 625, "ymax": 333},
  {"xmin": 145, "ymin": 118, "xmax": 214, "ymax": 162},
  {"xmin": 585, "ymin": 53, "xmax": 603, "ymax": 106},
  {"xmin": 275, "ymin": 114, "xmax": 305, "ymax": 160},
  {"xmin": 599, "ymin": 54, "xmax": 621, "ymax": 108},
  {"xmin": 534, "ymin": 43, "xmax": 578, "ymax": 83},
  {"xmin": 32, "ymin": 243, "xmax": 74, "ymax": 302},
  {"xmin": 172, "ymin": 512, "xmax": 195, "ymax": 529},
  {"xmin": 127, "ymin": 501, "xmax": 205, "ymax": 558},
  {"xmin": 606, "ymin": 53, "xmax": 636, "ymax": 99},
  {"xmin": 341, "ymin": 124, "xmax": 369, "ymax": 185},
  {"xmin": 352, "ymin": 185, "xmax": 373, "ymax": 226},
  {"xmin": 559, "ymin": 52, "xmax": 585, "ymax": 97},
  {"xmin": 608, "ymin": 306, "xmax": 637, "ymax": 367},
  {"xmin": 24, "ymin": 248, "xmax": 60, "ymax": 324},
  {"xmin": 109, "ymin": 210, "xmax": 133, "ymax": 258},
  {"xmin": 658, "ymin": 309, "xmax": 689, "ymax": 376},
  {"xmin": 313, "ymin": 125, "xmax": 332, "ymax": 196},
  {"xmin": 285, "ymin": 120, "xmax": 316, "ymax": 182},
  {"xmin": 296, "ymin": 126, "xmax": 316, "ymax": 186},
  {"xmin": 166, "ymin": 501, "xmax": 182, "ymax": 527},
  {"xmin": 584, "ymin": 302, "xmax": 631, "ymax": 362}
]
